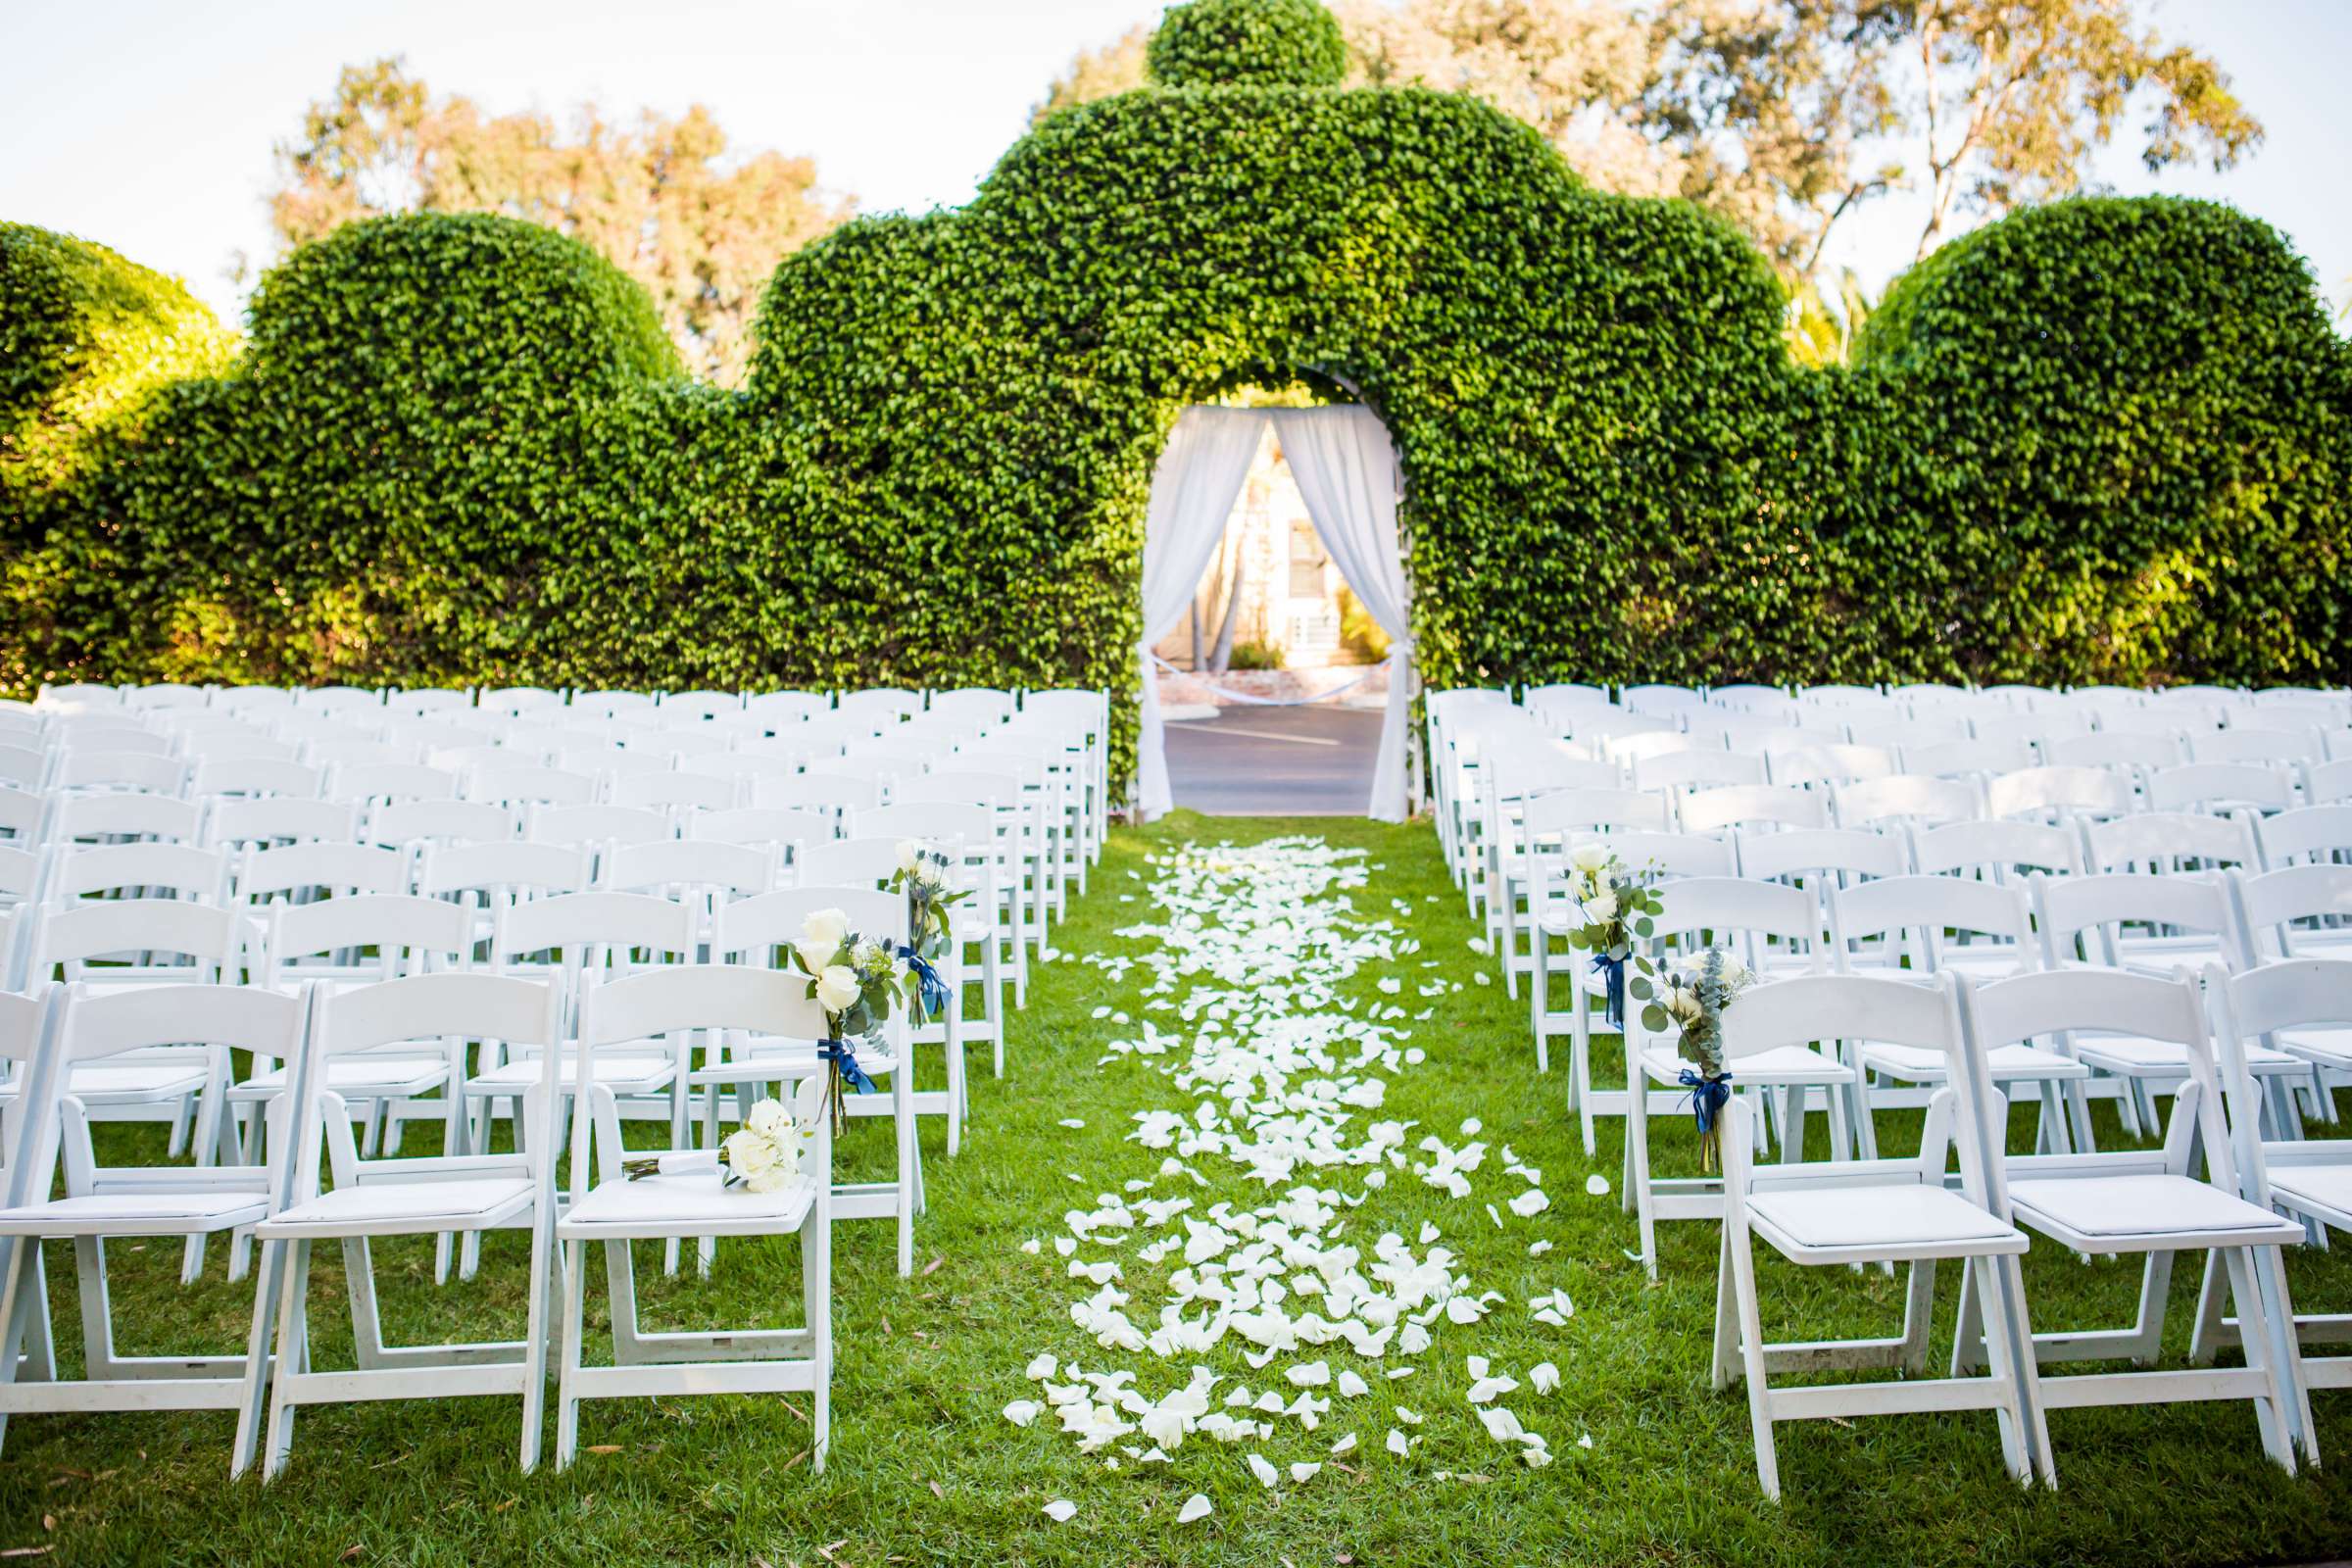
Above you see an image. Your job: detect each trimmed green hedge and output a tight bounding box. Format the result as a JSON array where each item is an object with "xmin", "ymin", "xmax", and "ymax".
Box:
[{"xmin": 4, "ymin": 0, "xmax": 2349, "ymax": 779}]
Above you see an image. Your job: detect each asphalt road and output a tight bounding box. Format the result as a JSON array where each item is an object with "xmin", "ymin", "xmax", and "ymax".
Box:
[{"xmin": 1163, "ymin": 704, "xmax": 1382, "ymax": 815}]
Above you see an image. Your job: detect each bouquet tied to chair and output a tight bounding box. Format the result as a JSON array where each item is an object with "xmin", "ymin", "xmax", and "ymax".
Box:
[
  {"xmin": 1633, "ymin": 945, "xmax": 1754, "ymax": 1172},
  {"xmin": 1562, "ymin": 844, "xmax": 1662, "ymax": 1030},
  {"xmin": 888, "ymin": 839, "xmax": 967, "ymax": 1020},
  {"xmin": 788, "ymin": 905, "xmax": 916, "ymax": 1132}
]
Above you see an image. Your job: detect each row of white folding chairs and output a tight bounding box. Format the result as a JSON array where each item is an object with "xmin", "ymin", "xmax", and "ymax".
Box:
[
  {"xmin": 1512, "ymin": 679, "xmax": 2347, "ymax": 728},
  {"xmin": 0, "ymin": 967, "xmax": 845, "ymax": 1478},
  {"xmin": 1520, "ymin": 831, "xmax": 2352, "ymax": 1160},
  {"xmin": 9, "ymin": 685, "xmax": 1111, "ymax": 875},
  {"xmin": 2, "ymin": 762, "xmax": 1060, "ymax": 966},
  {"xmin": 1697, "ymin": 962, "xmax": 2340, "ymax": 1498},
  {"xmin": 1472, "ymin": 768, "xmax": 2351, "ymax": 957},
  {"xmin": 0, "ymin": 874, "xmax": 958, "ymax": 1279}
]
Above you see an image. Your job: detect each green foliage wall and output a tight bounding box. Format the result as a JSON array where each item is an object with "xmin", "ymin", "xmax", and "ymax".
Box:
[{"xmin": 5, "ymin": 0, "xmax": 2349, "ymax": 782}]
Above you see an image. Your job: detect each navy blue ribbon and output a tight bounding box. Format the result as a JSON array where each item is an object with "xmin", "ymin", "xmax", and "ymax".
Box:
[
  {"xmin": 1592, "ymin": 953, "xmax": 1627, "ymax": 1030},
  {"xmin": 1677, "ymin": 1067, "xmax": 1734, "ymax": 1137},
  {"xmin": 820, "ymin": 1038, "xmax": 879, "ymax": 1096},
  {"xmin": 898, "ymin": 944, "xmax": 951, "ymax": 1020}
]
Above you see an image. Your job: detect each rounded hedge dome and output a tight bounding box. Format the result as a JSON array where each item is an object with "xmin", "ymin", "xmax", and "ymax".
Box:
[{"xmin": 1146, "ymin": 0, "xmax": 1348, "ymax": 88}]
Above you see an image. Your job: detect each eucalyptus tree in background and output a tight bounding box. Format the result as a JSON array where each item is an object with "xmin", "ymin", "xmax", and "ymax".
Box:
[
  {"xmin": 265, "ymin": 58, "xmax": 853, "ymax": 385},
  {"xmin": 1036, "ymin": 0, "xmax": 2260, "ymax": 287}
]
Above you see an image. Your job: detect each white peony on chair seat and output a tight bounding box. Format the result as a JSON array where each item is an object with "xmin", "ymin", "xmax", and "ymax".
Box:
[
  {"xmin": 2007, "ymin": 1173, "xmax": 2308, "ymax": 1250},
  {"xmin": 1744, "ymin": 1182, "xmax": 2027, "ymax": 1259},
  {"xmin": 263, "ymin": 1175, "xmax": 535, "ymax": 1236}
]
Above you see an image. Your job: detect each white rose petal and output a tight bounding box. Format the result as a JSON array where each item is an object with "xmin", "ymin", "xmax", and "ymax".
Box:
[
  {"xmin": 1043, "ymin": 1499, "xmax": 1076, "ymax": 1523},
  {"xmin": 1178, "ymin": 1494, "xmax": 1214, "ymax": 1524},
  {"xmin": 1530, "ymin": 1362, "xmax": 1561, "ymax": 1395},
  {"xmin": 1290, "ymin": 1461, "xmax": 1322, "ymax": 1483},
  {"xmin": 1004, "ymin": 1399, "xmax": 1041, "ymax": 1427},
  {"xmin": 1247, "ymin": 1452, "xmax": 1280, "ymax": 1489},
  {"xmin": 1585, "ymin": 1172, "xmax": 1611, "ymax": 1197}
]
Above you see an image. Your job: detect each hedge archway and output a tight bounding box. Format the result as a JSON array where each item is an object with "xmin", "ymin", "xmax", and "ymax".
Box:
[{"xmin": 5, "ymin": 0, "xmax": 2349, "ymax": 781}]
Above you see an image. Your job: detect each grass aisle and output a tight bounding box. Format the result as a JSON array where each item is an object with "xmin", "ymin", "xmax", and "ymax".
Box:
[{"xmin": 3, "ymin": 812, "xmax": 2352, "ymax": 1565}]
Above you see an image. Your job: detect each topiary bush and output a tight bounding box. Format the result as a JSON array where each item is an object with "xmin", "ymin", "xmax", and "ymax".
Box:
[
  {"xmin": 1145, "ymin": 0, "xmax": 1348, "ymax": 87},
  {"xmin": 4, "ymin": 0, "xmax": 2348, "ymax": 780}
]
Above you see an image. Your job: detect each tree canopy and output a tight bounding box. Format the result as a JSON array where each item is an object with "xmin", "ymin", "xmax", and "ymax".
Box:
[{"xmin": 267, "ymin": 58, "xmax": 852, "ymax": 385}]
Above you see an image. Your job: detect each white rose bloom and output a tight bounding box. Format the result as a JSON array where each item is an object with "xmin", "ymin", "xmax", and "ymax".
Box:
[
  {"xmin": 793, "ymin": 938, "xmax": 838, "ymax": 979},
  {"xmin": 897, "ymin": 839, "xmax": 924, "ymax": 875},
  {"xmin": 1586, "ymin": 892, "xmax": 1618, "ymax": 922},
  {"xmin": 816, "ymin": 964, "xmax": 863, "ymax": 1013},
  {"xmin": 723, "ymin": 1127, "xmax": 778, "ymax": 1179},
  {"xmin": 802, "ymin": 906, "xmax": 852, "ymax": 949},
  {"xmin": 747, "ymin": 1098, "xmax": 791, "ymax": 1139},
  {"xmin": 1570, "ymin": 843, "xmax": 1610, "ymax": 873}
]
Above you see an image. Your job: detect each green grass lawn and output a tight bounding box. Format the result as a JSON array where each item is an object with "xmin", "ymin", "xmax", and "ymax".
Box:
[{"xmin": 5, "ymin": 811, "xmax": 2352, "ymax": 1566}]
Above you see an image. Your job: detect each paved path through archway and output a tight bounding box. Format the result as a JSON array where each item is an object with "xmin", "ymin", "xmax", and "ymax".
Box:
[{"xmin": 1164, "ymin": 705, "xmax": 1381, "ymax": 815}]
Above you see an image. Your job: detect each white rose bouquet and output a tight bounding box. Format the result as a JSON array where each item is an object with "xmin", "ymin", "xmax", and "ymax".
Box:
[
  {"xmin": 787, "ymin": 907, "xmax": 912, "ymax": 1128},
  {"xmin": 1636, "ymin": 946, "xmax": 1754, "ymax": 1172},
  {"xmin": 622, "ymin": 1098, "xmax": 804, "ymax": 1192},
  {"xmin": 886, "ymin": 839, "xmax": 967, "ymax": 1019},
  {"xmin": 1560, "ymin": 844, "xmax": 1662, "ymax": 1029}
]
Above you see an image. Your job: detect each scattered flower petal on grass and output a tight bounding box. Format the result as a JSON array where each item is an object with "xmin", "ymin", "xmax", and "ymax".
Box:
[
  {"xmin": 1248, "ymin": 1452, "xmax": 1280, "ymax": 1489},
  {"xmin": 1585, "ymin": 1173, "xmax": 1611, "ymax": 1198},
  {"xmin": 1178, "ymin": 1494, "xmax": 1214, "ymax": 1524},
  {"xmin": 1044, "ymin": 1499, "xmax": 1077, "ymax": 1522},
  {"xmin": 1004, "ymin": 1399, "xmax": 1041, "ymax": 1427}
]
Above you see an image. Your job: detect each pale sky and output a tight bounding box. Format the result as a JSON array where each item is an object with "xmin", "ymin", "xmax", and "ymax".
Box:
[{"xmin": 4, "ymin": 0, "xmax": 2346, "ymax": 332}]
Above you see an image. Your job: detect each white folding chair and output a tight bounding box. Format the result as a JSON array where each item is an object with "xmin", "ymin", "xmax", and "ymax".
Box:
[
  {"xmin": 0, "ymin": 983, "xmax": 303, "ymax": 1446},
  {"xmin": 1956, "ymin": 969, "xmax": 2313, "ymax": 1475},
  {"xmin": 2200, "ymin": 957, "xmax": 2352, "ymax": 1400},
  {"xmin": 1830, "ymin": 875, "xmax": 2089, "ymax": 1155},
  {"xmin": 1833, "ymin": 774, "xmax": 1982, "ymax": 831},
  {"xmin": 236, "ymin": 972, "xmax": 564, "ymax": 1478},
  {"xmin": 1712, "ymin": 972, "xmax": 2043, "ymax": 1498},
  {"xmin": 555, "ymin": 966, "xmax": 833, "ymax": 1469},
  {"xmin": 1620, "ymin": 877, "xmax": 1843, "ymax": 1279},
  {"xmin": 1678, "ymin": 784, "xmax": 1828, "ymax": 837},
  {"xmin": 708, "ymin": 887, "xmax": 921, "ymax": 1275}
]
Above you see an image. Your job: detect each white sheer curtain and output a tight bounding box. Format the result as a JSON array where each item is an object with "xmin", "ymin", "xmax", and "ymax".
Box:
[
  {"xmin": 1272, "ymin": 406, "xmax": 1412, "ymax": 822},
  {"xmin": 1136, "ymin": 407, "xmax": 1269, "ymax": 819}
]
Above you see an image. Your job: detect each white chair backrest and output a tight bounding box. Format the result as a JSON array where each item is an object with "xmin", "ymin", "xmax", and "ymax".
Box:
[
  {"xmin": 53, "ymin": 842, "xmax": 229, "ymax": 903},
  {"xmin": 2255, "ymin": 804, "xmax": 2352, "ymax": 868},
  {"xmin": 1765, "ymin": 742, "xmax": 1896, "ymax": 788},
  {"xmin": 262, "ymin": 894, "xmax": 472, "ymax": 987},
  {"xmin": 416, "ymin": 841, "xmax": 593, "ymax": 902},
  {"xmin": 711, "ymin": 884, "xmax": 907, "ymax": 960},
  {"xmin": 2230, "ymin": 863, "xmax": 2352, "ymax": 960},
  {"xmin": 525, "ymin": 803, "xmax": 671, "ymax": 851},
  {"xmin": 2031, "ymin": 870, "xmax": 2243, "ymax": 970},
  {"xmin": 2081, "ymin": 810, "xmax": 2258, "ymax": 873},
  {"xmin": 468, "ymin": 764, "xmax": 600, "ymax": 808},
  {"xmin": 599, "ymin": 839, "xmax": 776, "ymax": 900},
  {"xmin": 367, "ymin": 798, "xmax": 514, "ymax": 848},
  {"xmin": 2144, "ymin": 762, "xmax": 2293, "ymax": 815},
  {"xmin": 331, "ymin": 761, "xmax": 459, "ymax": 805},
  {"xmin": 53, "ymin": 751, "xmax": 187, "ymax": 794},
  {"xmin": 1985, "ymin": 764, "xmax": 2131, "ymax": 821},
  {"xmin": 238, "ymin": 841, "xmax": 411, "ymax": 903},
  {"xmin": 2044, "ymin": 730, "xmax": 2181, "ymax": 771},
  {"xmin": 756, "ymin": 773, "xmax": 882, "ymax": 815},
  {"xmin": 1520, "ymin": 788, "xmax": 1672, "ymax": 839},
  {"xmin": 191, "ymin": 758, "xmax": 323, "ymax": 800},
  {"xmin": 1909, "ymin": 818, "xmax": 2082, "ymax": 880},
  {"xmin": 207, "ymin": 795, "xmax": 360, "ymax": 850},
  {"xmin": 611, "ymin": 770, "xmax": 737, "ymax": 811},
  {"xmin": 1583, "ymin": 830, "xmax": 1735, "ymax": 880},
  {"xmin": 1677, "ymin": 784, "xmax": 1828, "ymax": 836},
  {"xmin": 1831, "ymin": 875, "xmax": 2036, "ymax": 976},
  {"xmin": 797, "ymin": 836, "xmax": 905, "ymax": 892},
  {"xmin": 32, "ymin": 899, "xmax": 252, "ymax": 985},
  {"xmin": 1833, "ymin": 773, "xmax": 1981, "ymax": 830},
  {"xmin": 1733, "ymin": 826, "xmax": 1907, "ymax": 885},
  {"xmin": 49, "ymin": 791, "xmax": 203, "ymax": 845},
  {"xmin": 688, "ymin": 807, "xmax": 834, "ymax": 853},
  {"xmin": 1631, "ymin": 750, "xmax": 1762, "ymax": 794}
]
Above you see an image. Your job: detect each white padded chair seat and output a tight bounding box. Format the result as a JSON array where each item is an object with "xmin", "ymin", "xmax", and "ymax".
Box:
[
  {"xmin": 2074, "ymin": 1036, "xmax": 2304, "ymax": 1076},
  {"xmin": 2116, "ymin": 941, "xmax": 2231, "ymax": 975},
  {"xmin": 2279, "ymin": 1026, "xmax": 2352, "ymax": 1070},
  {"xmin": 2008, "ymin": 1173, "xmax": 2306, "ymax": 1249},
  {"xmin": 0, "ymin": 1190, "xmax": 266, "ymax": 1236},
  {"xmin": 466, "ymin": 1052, "xmax": 673, "ymax": 1092},
  {"xmin": 1861, "ymin": 1040, "xmax": 2087, "ymax": 1083},
  {"xmin": 234, "ymin": 1054, "xmax": 448, "ymax": 1100},
  {"xmin": 559, "ymin": 1169, "xmax": 815, "ymax": 1240},
  {"xmin": 67, "ymin": 1062, "xmax": 208, "ymax": 1100},
  {"xmin": 1641, "ymin": 1042, "xmax": 1842, "ymax": 1088},
  {"xmin": 1746, "ymin": 1182, "xmax": 2024, "ymax": 1258},
  {"xmin": 2266, "ymin": 1162, "xmax": 2352, "ymax": 1227},
  {"xmin": 263, "ymin": 1175, "xmax": 532, "ymax": 1236}
]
